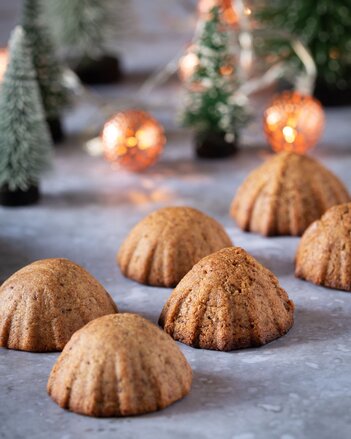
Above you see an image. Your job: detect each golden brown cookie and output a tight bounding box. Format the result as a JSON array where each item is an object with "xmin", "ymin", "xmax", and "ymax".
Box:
[
  {"xmin": 117, "ymin": 206, "xmax": 232, "ymax": 287},
  {"xmin": 295, "ymin": 202, "xmax": 351, "ymax": 291},
  {"xmin": 159, "ymin": 247, "xmax": 294, "ymax": 351},
  {"xmin": 230, "ymin": 152, "xmax": 350, "ymax": 236},
  {"xmin": 47, "ymin": 313, "xmax": 192, "ymax": 417},
  {"xmin": 0, "ymin": 258, "xmax": 118, "ymax": 352}
]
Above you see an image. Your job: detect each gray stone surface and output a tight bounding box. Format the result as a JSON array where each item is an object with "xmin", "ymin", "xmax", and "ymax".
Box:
[
  {"xmin": 1, "ymin": 2, "xmax": 351, "ymax": 439},
  {"xmin": 1, "ymin": 133, "xmax": 351, "ymax": 439}
]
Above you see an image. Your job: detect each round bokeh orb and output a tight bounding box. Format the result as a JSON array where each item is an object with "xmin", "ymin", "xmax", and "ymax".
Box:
[
  {"xmin": 0, "ymin": 48, "xmax": 9, "ymax": 83},
  {"xmin": 102, "ymin": 110, "xmax": 166, "ymax": 172},
  {"xmin": 263, "ymin": 91, "xmax": 325, "ymax": 154},
  {"xmin": 178, "ymin": 45, "xmax": 199, "ymax": 83}
]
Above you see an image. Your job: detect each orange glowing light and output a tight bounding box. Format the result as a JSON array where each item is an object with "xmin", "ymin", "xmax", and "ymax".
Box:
[
  {"xmin": 101, "ymin": 110, "xmax": 166, "ymax": 172},
  {"xmin": 329, "ymin": 48, "xmax": 340, "ymax": 60},
  {"xmin": 198, "ymin": 0, "xmax": 238, "ymax": 26},
  {"xmin": 263, "ymin": 91, "xmax": 325, "ymax": 154},
  {"xmin": 0, "ymin": 48, "xmax": 8, "ymax": 83},
  {"xmin": 178, "ymin": 46, "xmax": 199, "ymax": 82},
  {"xmin": 219, "ymin": 64, "xmax": 234, "ymax": 76},
  {"xmin": 179, "ymin": 44, "xmax": 234, "ymax": 86}
]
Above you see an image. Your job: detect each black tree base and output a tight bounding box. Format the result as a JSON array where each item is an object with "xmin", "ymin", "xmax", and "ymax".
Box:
[
  {"xmin": 0, "ymin": 185, "xmax": 40, "ymax": 207},
  {"xmin": 314, "ymin": 80, "xmax": 351, "ymax": 107},
  {"xmin": 47, "ymin": 117, "xmax": 64, "ymax": 144},
  {"xmin": 194, "ymin": 131, "xmax": 238, "ymax": 159},
  {"xmin": 73, "ymin": 54, "xmax": 122, "ymax": 85}
]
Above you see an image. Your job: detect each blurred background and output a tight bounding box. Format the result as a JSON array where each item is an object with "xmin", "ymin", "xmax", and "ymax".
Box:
[
  {"xmin": 0, "ymin": 0, "xmax": 350, "ymax": 162},
  {"xmin": 0, "ymin": 0, "xmax": 197, "ymax": 73}
]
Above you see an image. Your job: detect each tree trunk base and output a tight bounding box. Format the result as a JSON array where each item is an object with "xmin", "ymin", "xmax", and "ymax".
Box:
[
  {"xmin": 47, "ymin": 117, "xmax": 64, "ymax": 144},
  {"xmin": 73, "ymin": 54, "xmax": 122, "ymax": 85},
  {"xmin": 314, "ymin": 80, "xmax": 351, "ymax": 107},
  {"xmin": 194, "ymin": 131, "xmax": 238, "ymax": 159},
  {"xmin": 0, "ymin": 185, "xmax": 40, "ymax": 207}
]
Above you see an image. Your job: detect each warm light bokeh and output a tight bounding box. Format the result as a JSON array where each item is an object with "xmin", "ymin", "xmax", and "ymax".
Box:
[
  {"xmin": 178, "ymin": 46, "xmax": 199, "ymax": 82},
  {"xmin": 198, "ymin": 0, "xmax": 238, "ymax": 26},
  {"xmin": 263, "ymin": 91, "xmax": 325, "ymax": 154},
  {"xmin": 0, "ymin": 48, "xmax": 8, "ymax": 83},
  {"xmin": 101, "ymin": 110, "xmax": 166, "ymax": 172},
  {"xmin": 178, "ymin": 43, "xmax": 235, "ymax": 86}
]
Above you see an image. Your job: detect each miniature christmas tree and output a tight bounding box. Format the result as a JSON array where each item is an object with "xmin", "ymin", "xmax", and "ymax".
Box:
[
  {"xmin": 21, "ymin": 0, "xmax": 71, "ymax": 141},
  {"xmin": 0, "ymin": 26, "xmax": 53, "ymax": 206},
  {"xmin": 181, "ymin": 6, "xmax": 249, "ymax": 158},
  {"xmin": 44, "ymin": 0, "xmax": 126, "ymax": 84},
  {"xmin": 256, "ymin": 0, "xmax": 351, "ymax": 106}
]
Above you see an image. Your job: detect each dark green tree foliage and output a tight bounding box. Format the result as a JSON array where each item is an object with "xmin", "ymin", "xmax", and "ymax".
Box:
[
  {"xmin": 181, "ymin": 6, "xmax": 248, "ymax": 138},
  {"xmin": 0, "ymin": 27, "xmax": 52, "ymax": 191},
  {"xmin": 45, "ymin": 0, "xmax": 124, "ymax": 60},
  {"xmin": 21, "ymin": 0, "xmax": 70, "ymax": 120},
  {"xmin": 256, "ymin": 1, "xmax": 351, "ymax": 92}
]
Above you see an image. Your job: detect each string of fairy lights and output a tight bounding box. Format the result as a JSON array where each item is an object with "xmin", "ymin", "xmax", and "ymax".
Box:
[{"xmin": 0, "ymin": 0, "xmax": 327, "ymax": 173}]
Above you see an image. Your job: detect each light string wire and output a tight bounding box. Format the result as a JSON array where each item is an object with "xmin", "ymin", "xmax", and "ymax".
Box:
[{"xmin": 77, "ymin": 0, "xmax": 317, "ymax": 153}]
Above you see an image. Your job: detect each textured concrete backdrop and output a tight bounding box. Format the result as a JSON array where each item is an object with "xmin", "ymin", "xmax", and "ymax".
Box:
[{"xmin": 1, "ymin": 2, "xmax": 351, "ymax": 439}]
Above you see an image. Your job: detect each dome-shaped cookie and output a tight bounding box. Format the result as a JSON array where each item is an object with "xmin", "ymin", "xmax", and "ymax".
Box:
[
  {"xmin": 230, "ymin": 152, "xmax": 350, "ymax": 236},
  {"xmin": 296, "ymin": 203, "xmax": 351, "ymax": 291},
  {"xmin": 0, "ymin": 258, "xmax": 118, "ymax": 352},
  {"xmin": 117, "ymin": 206, "xmax": 232, "ymax": 287},
  {"xmin": 48, "ymin": 313, "xmax": 192, "ymax": 417},
  {"xmin": 159, "ymin": 247, "xmax": 294, "ymax": 351}
]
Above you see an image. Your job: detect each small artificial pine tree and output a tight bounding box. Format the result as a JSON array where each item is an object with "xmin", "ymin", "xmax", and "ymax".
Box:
[
  {"xmin": 256, "ymin": 0, "xmax": 351, "ymax": 106},
  {"xmin": 181, "ymin": 6, "xmax": 249, "ymax": 158},
  {"xmin": 0, "ymin": 26, "xmax": 53, "ymax": 206},
  {"xmin": 44, "ymin": 0, "xmax": 125, "ymax": 84},
  {"xmin": 21, "ymin": 0, "xmax": 71, "ymax": 141}
]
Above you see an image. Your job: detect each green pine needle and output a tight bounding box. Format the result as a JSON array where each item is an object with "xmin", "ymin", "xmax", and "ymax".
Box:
[
  {"xmin": 181, "ymin": 6, "xmax": 249, "ymax": 136},
  {"xmin": 21, "ymin": 0, "xmax": 71, "ymax": 119},
  {"xmin": 256, "ymin": 0, "xmax": 351, "ymax": 89},
  {"xmin": 0, "ymin": 27, "xmax": 53, "ymax": 191}
]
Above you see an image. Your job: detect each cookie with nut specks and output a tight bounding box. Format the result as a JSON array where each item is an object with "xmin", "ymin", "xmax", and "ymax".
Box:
[
  {"xmin": 159, "ymin": 247, "xmax": 294, "ymax": 351},
  {"xmin": 118, "ymin": 206, "xmax": 232, "ymax": 287},
  {"xmin": 231, "ymin": 152, "xmax": 350, "ymax": 236},
  {"xmin": 48, "ymin": 313, "xmax": 192, "ymax": 417},
  {"xmin": 0, "ymin": 258, "xmax": 118, "ymax": 352}
]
